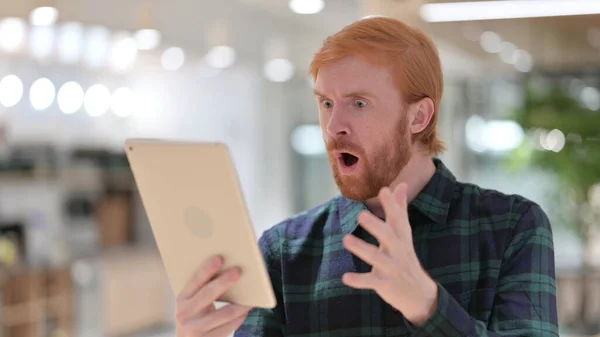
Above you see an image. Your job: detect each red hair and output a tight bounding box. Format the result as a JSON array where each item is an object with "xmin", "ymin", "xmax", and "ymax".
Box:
[{"xmin": 309, "ymin": 17, "xmax": 445, "ymax": 155}]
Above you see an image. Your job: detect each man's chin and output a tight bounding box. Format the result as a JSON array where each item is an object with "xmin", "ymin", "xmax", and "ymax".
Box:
[{"xmin": 336, "ymin": 181, "xmax": 378, "ymax": 201}]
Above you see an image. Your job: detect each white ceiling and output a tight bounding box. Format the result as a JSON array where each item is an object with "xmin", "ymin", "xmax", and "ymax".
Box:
[
  {"xmin": 0, "ymin": 0, "xmax": 362, "ymax": 73},
  {"xmin": 0, "ymin": 0, "xmax": 540, "ymax": 76},
  {"xmin": 374, "ymin": 0, "xmax": 600, "ymax": 73}
]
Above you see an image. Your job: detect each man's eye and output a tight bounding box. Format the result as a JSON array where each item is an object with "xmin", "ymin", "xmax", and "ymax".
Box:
[
  {"xmin": 355, "ymin": 100, "xmax": 367, "ymax": 108},
  {"xmin": 323, "ymin": 100, "xmax": 333, "ymax": 108}
]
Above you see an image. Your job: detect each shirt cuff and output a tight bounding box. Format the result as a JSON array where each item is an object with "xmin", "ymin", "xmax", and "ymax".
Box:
[{"xmin": 409, "ymin": 283, "xmax": 475, "ymax": 337}]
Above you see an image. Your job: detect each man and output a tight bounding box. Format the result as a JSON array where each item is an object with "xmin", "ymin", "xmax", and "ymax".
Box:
[{"xmin": 175, "ymin": 16, "xmax": 559, "ymax": 337}]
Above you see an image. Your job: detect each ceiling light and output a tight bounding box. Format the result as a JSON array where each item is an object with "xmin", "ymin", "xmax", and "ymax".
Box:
[
  {"xmin": 543, "ymin": 129, "xmax": 566, "ymax": 153},
  {"xmin": 57, "ymin": 81, "xmax": 84, "ymax": 114},
  {"xmin": 0, "ymin": 75, "xmax": 23, "ymax": 108},
  {"xmin": 481, "ymin": 120, "xmax": 524, "ymax": 152},
  {"xmin": 421, "ymin": 0, "xmax": 600, "ymax": 22},
  {"xmin": 499, "ymin": 42, "xmax": 519, "ymax": 64},
  {"xmin": 291, "ymin": 125, "xmax": 325, "ymax": 155},
  {"xmin": 264, "ymin": 58, "xmax": 295, "ymax": 82},
  {"xmin": 514, "ymin": 50, "xmax": 533, "ymax": 72},
  {"xmin": 580, "ymin": 87, "xmax": 600, "ymax": 111},
  {"xmin": 479, "ymin": 31, "xmax": 503, "ymax": 53},
  {"xmin": 84, "ymin": 26, "xmax": 111, "ymax": 69},
  {"xmin": 29, "ymin": 25, "xmax": 56, "ymax": 60},
  {"xmin": 30, "ymin": 78, "xmax": 56, "ymax": 110},
  {"xmin": 0, "ymin": 18, "xmax": 27, "ymax": 52},
  {"xmin": 465, "ymin": 115, "xmax": 487, "ymax": 153},
  {"xmin": 57, "ymin": 22, "xmax": 84, "ymax": 64},
  {"xmin": 465, "ymin": 116, "xmax": 524, "ymax": 153},
  {"xmin": 29, "ymin": 7, "xmax": 59, "ymax": 26},
  {"xmin": 289, "ymin": 0, "xmax": 325, "ymax": 14},
  {"xmin": 110, "ymin": 34, "xmax": 138, "ymax": 72},
  {"xmin": 161, "ymin": 47, "xmax": 185, "ymax": 71},
  {"xmin": 205, "ymin": 46, "xmax": 236, "ymax": 69},
  {"xmin": 135, "ymin": 29, "xmax": 161, "ymax": 50},
  {"xmin": 84, "ymin": 84, "xmax": 111, "ymax": 117}
]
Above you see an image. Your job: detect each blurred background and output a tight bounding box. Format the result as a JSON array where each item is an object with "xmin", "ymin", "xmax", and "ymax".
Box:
[{"xmin": 0, "ymin": 0, "xmax": 598, "ymax": 336}]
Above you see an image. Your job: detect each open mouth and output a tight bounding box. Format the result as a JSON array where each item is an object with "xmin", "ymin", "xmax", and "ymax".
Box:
[{"xmin": 340, "ymin": 152, "xmax": 359, "ymax": 168}]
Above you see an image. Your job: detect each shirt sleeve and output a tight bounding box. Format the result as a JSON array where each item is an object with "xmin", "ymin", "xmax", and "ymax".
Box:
[
  {"xmin": 234, "ymin": 229, "xmax": 285, "ymax": 337},
  {"xmin": 410, "ymin": 203, "xmax": 559, "ymax": 337}
]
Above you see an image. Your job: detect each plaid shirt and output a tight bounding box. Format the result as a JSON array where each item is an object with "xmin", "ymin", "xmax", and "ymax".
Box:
[{"xmin": 234, "ymin": 159, "xmax": 558, "ymax": 337}]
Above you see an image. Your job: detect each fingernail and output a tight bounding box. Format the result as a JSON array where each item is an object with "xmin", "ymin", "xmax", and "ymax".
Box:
[
  {"xmin": 212, "ymin": 255, "xmax": 222, "ymax": 267},
  {"xmin": 228, "ymin": 267, "xmax": 241, "ymax": 279}
]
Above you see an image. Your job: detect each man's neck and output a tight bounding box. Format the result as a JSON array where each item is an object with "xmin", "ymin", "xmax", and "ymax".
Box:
[{"xmin": 364, "ymin": 149, "xmax": 436, "ymax": 219}]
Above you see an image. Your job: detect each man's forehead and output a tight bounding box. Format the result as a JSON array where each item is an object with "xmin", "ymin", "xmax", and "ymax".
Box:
[
  {"xmin": 314, "ymin": 67, "xmax": 394, "ymax": 97},
  {"xmin": 316, "ymin": 58, "xmax": 392, "ymax": 83},
  {"xmin": 317, "ymin": 56, "xmax": 381, "ymax": 75}
]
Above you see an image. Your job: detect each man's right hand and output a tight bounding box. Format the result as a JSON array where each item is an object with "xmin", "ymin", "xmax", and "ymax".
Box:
[{"xmin": 175, "ymin": 255, "xmax": 253, "ymax": 337}]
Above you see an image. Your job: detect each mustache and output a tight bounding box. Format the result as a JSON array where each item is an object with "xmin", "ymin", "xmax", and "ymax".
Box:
[{"xmin": 325, "ymin": 138, "xmax": 362, "ymax": 153}]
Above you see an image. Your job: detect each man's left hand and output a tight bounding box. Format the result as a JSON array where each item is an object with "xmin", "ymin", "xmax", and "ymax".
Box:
[{"xmin": 341, "ymin": 183, "xmax": 439, "ymax": 327}]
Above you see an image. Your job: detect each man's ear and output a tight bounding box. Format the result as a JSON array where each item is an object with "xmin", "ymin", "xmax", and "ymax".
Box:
[{"xmin": 409, "ymin": 97, "xmax": 435, "ymax": 135}]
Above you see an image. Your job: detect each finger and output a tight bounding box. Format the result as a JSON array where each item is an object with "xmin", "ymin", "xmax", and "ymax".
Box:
[
  {"xmin": 204, "ymin": 315, "xmax": 248, "ymax": 337},
  {"xmin": 342, "ymin": 272, "xmax": 384, "ymax": 290},
  {"xmin": 177, "ymin": 267, "xmax": 242, "ymax": 323},
  {"xmin": 343, "ymin": 234, "xmax": 391, "ymax": 269},
  {"xmin": 178, "ymin": 255, "xmax": 223, "ymax": 300},
  {"xmin": 380, "ymin": 185, "xmax": 409, "ymax": 237},
  {"xmin": 357, "ymin": 210, "xmax": 395, "ymax": 248},
  {"xmin": 393, "ymin": 183, "xmax": 408, "ymax": 209},
  {"xmin": 184, "ymin": 304, "xmax": 253, "ymax": 333}
]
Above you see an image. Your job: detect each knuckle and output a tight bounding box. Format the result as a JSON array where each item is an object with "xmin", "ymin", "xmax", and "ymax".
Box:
[
  {"xmin": 204, "ymin": 281, "xmax": 221, "ymax": 299},
  {"xmin": 381, "ymin": 279, "xmax": 394, "ymax": 292},
  {"xmin": 380, "ymin": 235, "xmax": 393, "ymax": 248},
  {"xmin": 387, "ymin": 214, "xmax": 400, "ymax": 227},
  {"xmin": 208, "ymin": 275, "xmax": 230, "ymax": 296},
  {"xmin": 195, "ymin": 266, "xmax": 212, "ymax": 284},
  {"xmin": 195, "ymin": 258, "xmax": 219, "ymax": 282},
  {"xmin": 202, "ymin": 258, "xmax": 218, "ymax": 274},
  {"xmin": 374, "ymin": 251, "xmax": 387, "ymax": 264}
]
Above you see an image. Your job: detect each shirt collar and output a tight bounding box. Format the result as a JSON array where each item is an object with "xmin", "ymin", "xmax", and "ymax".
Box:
[{"xmin": 337, "ymin": 158, "xmax": 456, "ymax": 235}]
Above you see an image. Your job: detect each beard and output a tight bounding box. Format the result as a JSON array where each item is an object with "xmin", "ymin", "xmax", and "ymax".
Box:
[{"xmin": 326, "ymin": 116, "xmax": 412, "ymax": 201}]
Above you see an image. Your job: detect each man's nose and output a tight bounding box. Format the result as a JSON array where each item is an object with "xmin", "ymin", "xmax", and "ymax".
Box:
[{"xmin": 326, "ymin": 107, "xmax": 350, "ymax": 138}]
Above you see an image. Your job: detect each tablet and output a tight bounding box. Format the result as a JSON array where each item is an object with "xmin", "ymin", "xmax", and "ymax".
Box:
[{"xmin": 124, "ymin": 139, "xmax": 276, "ymax": 309}]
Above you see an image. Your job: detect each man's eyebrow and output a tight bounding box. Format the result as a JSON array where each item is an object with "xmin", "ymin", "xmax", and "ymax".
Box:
[
  {"xmin": 343, "ymin": 91, "xmax": 374, "ymax": 99},
  {"xmin": 313, "ymin": 89, "xmax": 327, "ymax": 98},
  {"xmin": 313, "ymin": 89, "xmax": 374, "ymax": 99}
]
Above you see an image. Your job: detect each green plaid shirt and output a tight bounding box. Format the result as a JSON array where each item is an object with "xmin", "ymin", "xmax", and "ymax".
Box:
[{"xmin": 235, "ymin": 159, "xmax": 558, "ymax": 336}]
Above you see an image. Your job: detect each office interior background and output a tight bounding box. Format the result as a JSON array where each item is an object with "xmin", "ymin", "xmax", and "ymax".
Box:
[{"xmin": 0, "ymin": 0, "xmax": 599, "ymax": 336}]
